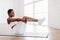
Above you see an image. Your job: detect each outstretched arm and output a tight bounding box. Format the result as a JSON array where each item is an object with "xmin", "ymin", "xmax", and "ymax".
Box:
[{"xmin": 7, "ymin": 18, "xmax": 26, "ymax": 24}]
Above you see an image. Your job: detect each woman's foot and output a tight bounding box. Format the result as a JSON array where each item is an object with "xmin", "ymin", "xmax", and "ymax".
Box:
[{"xmin": 38, "ymin": 18, "xmax": 46, "ymax": 25}]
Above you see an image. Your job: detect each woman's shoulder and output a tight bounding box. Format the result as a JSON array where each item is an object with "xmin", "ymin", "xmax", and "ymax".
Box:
[{"xmin": 7, "ymin": 17, "xmax": 12, "ymax": 24}]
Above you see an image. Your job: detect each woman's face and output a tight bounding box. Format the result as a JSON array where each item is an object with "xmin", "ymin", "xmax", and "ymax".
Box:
[{"xmin": 9, "ymin": 11, "xmax": 15, "ymax": 17}]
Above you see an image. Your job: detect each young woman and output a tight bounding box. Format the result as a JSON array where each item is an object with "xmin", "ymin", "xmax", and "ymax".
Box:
[{"xmin": 7, "ymin": 9, "xmax": 45, "ymax": 35}]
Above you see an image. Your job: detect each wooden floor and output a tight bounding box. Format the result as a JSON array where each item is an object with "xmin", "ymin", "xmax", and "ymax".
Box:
[
  {"xmin": 50, "ymin": 27, "xmax": 60, "ymax": 40},
  {"xmin": 0, "ymin": 36, "xmax": 24, "ymax": 40}
]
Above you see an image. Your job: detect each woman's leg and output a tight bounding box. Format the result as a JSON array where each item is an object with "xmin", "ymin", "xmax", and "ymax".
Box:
[
  {"xmin": 23, "ymin": 16, "xmax": 38, "ymax": 22},
  {"xmin": 23, "ymin": 16, "xmax": 45, "ymax": 25}
]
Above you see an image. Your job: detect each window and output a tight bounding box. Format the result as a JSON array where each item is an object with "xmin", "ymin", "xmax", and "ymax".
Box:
[{"xmin": 24, "ymin": 0, "xmax": 49, "ymax": 38}]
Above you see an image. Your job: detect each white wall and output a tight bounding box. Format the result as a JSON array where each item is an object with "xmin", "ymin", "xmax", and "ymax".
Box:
[
  {"xmin": 0, "ymin": 0, "xmax": 14, "ymax": 23},
  {"xmin": 0, "ymin": 0, "xmax": 24, "ymax": 23},
  {"xmin": 48, "ymin": 0, "xmax": 60, "ymax": 29},
  {"xmin": 13, "ymin": 0, "xmax": 24, "ymax": 18},
  {"xmin": 0, "ymin": 0, "xmax": 24, "ymax": 34}
]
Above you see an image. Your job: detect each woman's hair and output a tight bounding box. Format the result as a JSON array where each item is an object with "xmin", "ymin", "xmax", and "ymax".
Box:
[{"xmin": 7, "ymin": 9, "xmax": 13, "ymax": 15}]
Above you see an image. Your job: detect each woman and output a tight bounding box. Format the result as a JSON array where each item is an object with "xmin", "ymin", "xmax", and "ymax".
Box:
[{"xmin": 7, "ymin": 9, "xmax": 45, "ymax": 35}]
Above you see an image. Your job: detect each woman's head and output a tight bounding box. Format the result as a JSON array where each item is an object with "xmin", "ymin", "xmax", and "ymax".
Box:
[{"xmin": 7, "ymin": 9, "xmax": 15, "ymax": 17}]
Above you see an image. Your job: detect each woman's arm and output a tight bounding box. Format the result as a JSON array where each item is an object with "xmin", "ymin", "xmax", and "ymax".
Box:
[
  {"xmin": 7, "ymin": 18, "xmax": 27, "ymax": 24},
  {"xmin": 7, "ymin": 18, "xmax": 27, "ymax": 29}
]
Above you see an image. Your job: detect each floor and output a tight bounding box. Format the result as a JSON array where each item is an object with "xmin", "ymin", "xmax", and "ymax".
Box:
[
  {"xmin": 0, "ymin": 36, "xmax": 49, "ymax": 40},
  {"xmin": 1, "ymin": 26, "xmax": 60, "ymax": 40},
  {"xmin": 50, "ymin": 27, "xmax": 60, "ymax": 40},
  {"xmin": 0, "ymin": 36, "xmax": 23, "ymax": 40}
]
